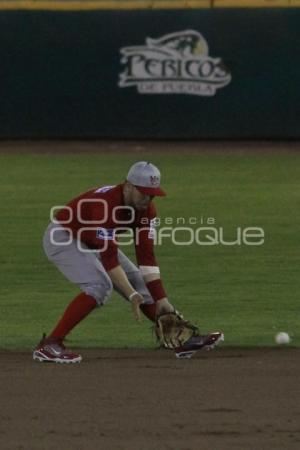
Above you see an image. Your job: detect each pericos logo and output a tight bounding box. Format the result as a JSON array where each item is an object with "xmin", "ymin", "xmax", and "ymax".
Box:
[{"xmin": 119, "ymin": 30, "xmax": 231, "ymax": 96}]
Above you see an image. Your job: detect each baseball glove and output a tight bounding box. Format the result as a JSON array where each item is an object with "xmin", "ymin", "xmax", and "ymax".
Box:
[{"xmin": 155, "ymin": 311, "xmax": 199, "ymax": 349}]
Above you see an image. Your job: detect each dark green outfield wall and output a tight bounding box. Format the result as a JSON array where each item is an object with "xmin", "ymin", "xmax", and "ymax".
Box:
[{"xmin": 0, "ymin": 8, "xmax": 299, "ymax": 138}]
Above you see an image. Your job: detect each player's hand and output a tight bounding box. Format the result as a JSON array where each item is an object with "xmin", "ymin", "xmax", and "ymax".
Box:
[
  {"xmin": 129, "ymin": 292, "xmax": 144, "ymax": 322},
  {"xmin": 155, "ymin": 298, "xmax": 174, "ymax": 316}
]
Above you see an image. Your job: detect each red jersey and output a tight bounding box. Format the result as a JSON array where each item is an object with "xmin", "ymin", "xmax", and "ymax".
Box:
[{"xmin": 56, "ymin": 184, "xmax": 157, "ymax": 271}]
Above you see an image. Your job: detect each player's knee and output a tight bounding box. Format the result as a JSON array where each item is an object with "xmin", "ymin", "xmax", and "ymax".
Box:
[{"xmin": 81, "ymin": 279, "xmax": 113, "ymax": 306}]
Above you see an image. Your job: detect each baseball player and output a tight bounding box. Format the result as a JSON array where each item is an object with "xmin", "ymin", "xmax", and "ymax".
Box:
[{"xmin": 33, "ymin": 162, "xmax": 223, "ymax": 363}]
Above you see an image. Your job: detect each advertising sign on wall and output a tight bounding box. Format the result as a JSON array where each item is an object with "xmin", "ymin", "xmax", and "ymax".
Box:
[
  {"xmin": 119, "ymin": 30, "xmax": 231, "ymax": 96},
  {"xmin": 0, "ymin": 9, "xmax": 298, "ymax": 138}
]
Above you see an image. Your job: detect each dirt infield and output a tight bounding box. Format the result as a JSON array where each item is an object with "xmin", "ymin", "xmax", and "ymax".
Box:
[{"xmin": 1, "ymin": 348, "xmax": 299, "ymax": 450}]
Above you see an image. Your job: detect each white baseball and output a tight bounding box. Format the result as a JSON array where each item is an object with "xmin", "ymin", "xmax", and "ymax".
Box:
[{"xmin": 275, "ymin": 332, "xmax": 290, "ymax": 345}]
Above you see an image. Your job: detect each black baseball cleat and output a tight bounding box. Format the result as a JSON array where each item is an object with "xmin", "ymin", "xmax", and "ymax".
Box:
[{"xmin": 175, "ymin": 332, "xmax": 224, "ymax": 359}]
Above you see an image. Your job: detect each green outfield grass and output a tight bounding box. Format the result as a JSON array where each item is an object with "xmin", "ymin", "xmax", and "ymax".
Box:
[{"xmin": 0, "ymin": 149, "xmax": 299, "ymax": 349}]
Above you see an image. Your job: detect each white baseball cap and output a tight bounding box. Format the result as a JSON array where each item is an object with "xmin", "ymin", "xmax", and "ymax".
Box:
[{"xmin": 126, "ymin": 161, "xmax": 166, "ymax": 197}]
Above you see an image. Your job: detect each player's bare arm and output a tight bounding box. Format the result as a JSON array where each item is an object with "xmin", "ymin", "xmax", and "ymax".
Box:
[
  {"xmin": 107, "ymin": 265, "xmax": 143, "ymax": 321},
  {"xmin": 142, "ymin": 271, "xmax": 174, "ymax": 315}
]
